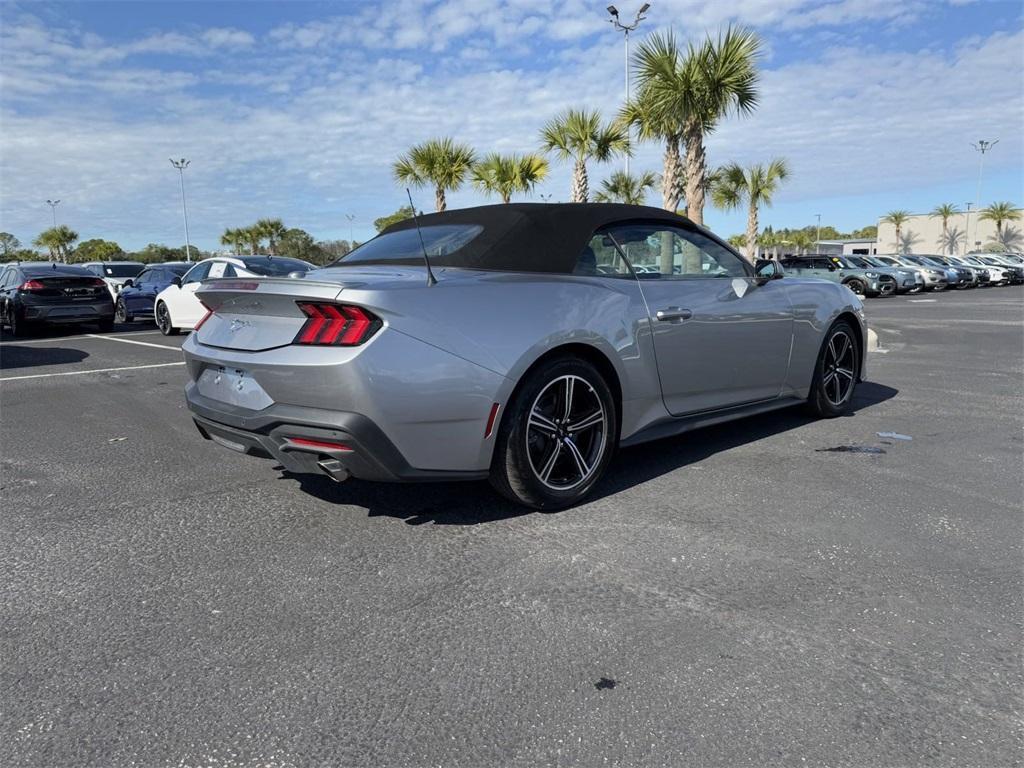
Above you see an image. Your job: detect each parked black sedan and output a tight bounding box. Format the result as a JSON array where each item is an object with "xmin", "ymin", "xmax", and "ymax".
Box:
[{"xmin": 0, "ymin": 262, "xmax": 115, "ymax": 336}]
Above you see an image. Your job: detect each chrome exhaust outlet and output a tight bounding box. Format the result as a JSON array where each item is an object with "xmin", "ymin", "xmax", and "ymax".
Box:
[{"xmin": 317, "ymin": 458, "xmax": 350, "ymax": 483}]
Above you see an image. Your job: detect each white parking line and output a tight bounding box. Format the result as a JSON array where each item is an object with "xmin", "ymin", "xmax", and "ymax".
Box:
[
  {"xmin": 0, "ymin": 361, "xmax": 185, "ymax": 382},
  {"xmin": 84, "ymin": 333, "xmax": 182, "ymax": 351},
  {"xmin": 0, "ymin": 330, "xmax": 167, "ymax": 346},
  {"xmin": 909, "ymin": 299, "xmax": 937, "ymax": 303}
]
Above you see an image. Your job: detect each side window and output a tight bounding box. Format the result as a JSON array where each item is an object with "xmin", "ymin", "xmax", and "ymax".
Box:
[
  {"xmin": 182, "ymin": 262, "xmax": 211, "ymax": 285},
  {"xmin": 575, "ymin": 232, "xmax": 632, "ymax": 276},
  {"xmin": 601, "ymin": 224, "xmax": 749, "ymax": 279},
  {"xmin": 0, "ymin": 269, "xmax": 13, "ymax": 289},
  {"xmin": 134, "ymin": 270, "xmax": 152, "ymax": 285},
  {"xmin": 222, "ymin": 264, "xmax": 238, "ymax": 277}
]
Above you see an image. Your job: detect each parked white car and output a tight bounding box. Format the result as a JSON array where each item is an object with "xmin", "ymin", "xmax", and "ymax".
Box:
[
  {"xmin": 83, "ymin": 261, "xmax": 145, "ymax": 299},
  {"xmin": 154, "ymin": 256, "xmax": 314, "ymax": 335}
]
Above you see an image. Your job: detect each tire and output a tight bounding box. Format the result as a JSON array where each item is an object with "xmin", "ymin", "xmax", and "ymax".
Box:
[
  {"xmin": 844, "ymin": 278, "xmax": 867, "ymax": 296},
  {"xmin": 8, "ymin": 308, "xmax": 33, "ymax": 338},
  {"xmin": 115, "ymin": 298, "xmax": 132, "ymax": 323},
  {"xmin": 807, "ymin": 320, "xmax": 860, "ymax": 418},
  {"xmin": 489, "ymin": 357, "xmax": 618, "ymax": 510},
  {"xmin": 97, "ymin": 317, "xmax": 114, "ymax": 333},
  {"xmin": 155, "ymin": 301, "xmax": 179, "ymax": 336}
]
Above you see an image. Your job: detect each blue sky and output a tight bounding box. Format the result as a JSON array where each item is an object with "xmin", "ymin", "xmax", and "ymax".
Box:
[{"xmin": 1, "ymin": 0, "xmax": 1022, "ymax": 251}]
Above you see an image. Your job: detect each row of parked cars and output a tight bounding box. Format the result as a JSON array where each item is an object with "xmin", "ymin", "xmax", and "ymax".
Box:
[
  {"xmin": 0, "ymin": 256, "xmax": 314, "ymax": 337},
  {"xmin": 1, "ymin": 248, "xmax": 1021, "ymax": 338},
  {"xmin": 778, "ymin": 253, "xmax": 1024, "ymax": 297}
]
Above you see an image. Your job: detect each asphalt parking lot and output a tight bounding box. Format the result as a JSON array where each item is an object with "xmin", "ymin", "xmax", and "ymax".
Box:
[{"xmin": 2, "ymin": 289, "xmax": 1021, "ymax": 768}]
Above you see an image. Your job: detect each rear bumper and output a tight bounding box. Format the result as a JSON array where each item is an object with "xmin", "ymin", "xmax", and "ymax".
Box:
[
  {"xmin": 186, "ymin": 383, "xmax": 488, "ymax": 483},
  {"xmin": 22, "ymin": 300, "xmax": 114, "ymax": 324}
]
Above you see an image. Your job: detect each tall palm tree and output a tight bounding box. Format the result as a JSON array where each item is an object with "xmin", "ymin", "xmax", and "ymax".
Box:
[
  {"xmin": 930, "ymin": 203, "xmax": 959, "ymax": 254},
  {"xmin": 619, "ymin": 96, "xmax": 684, "ymax": 212},
  {"xmin": 711, "ymin": 158, "xmax": 789, "ymax": 260},
  {"xmin": 393, "ymin": 138, "xmax": 477, "ymax": 212},
  {"xmin": 256, "ymin": 219, "xmax": 286, "ymax": 256},
  {"xmin": 788, "ymin": 230, "xmax": 814, "ymax": 255},
  {"xmin": 594, "ymin": 170, "xmax": 658, "ymax": 205},
  {"xmin": 979, "ymin": 202, "xmax": 1021, "ymax": 243},
  {"xmin": 882, "ymin": 210, "xmax": 911, "ymax": 253},
  {"xmin": 471, "ymin": 153, "xmax": 548, "ymax": 204},
  {"xmin": 540, "ymin": 108, "xmax": 630, "ymax": 203},
  {"xmin": 628, "ymin": 27, "xmax": 761, "ymax": 224}
]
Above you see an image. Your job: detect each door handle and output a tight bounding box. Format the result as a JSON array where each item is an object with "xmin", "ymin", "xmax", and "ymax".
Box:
[{"xmin": 656, "ymin": 307, "xmax": 693, "ymax": 322}]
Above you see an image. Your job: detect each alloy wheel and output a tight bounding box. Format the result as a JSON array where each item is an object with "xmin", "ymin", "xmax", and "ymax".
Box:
[
  {"xmin": 822, "ymin": 330, "xmax": 856, "ymax": 407},
  {"xmin": 526, "ymin": 374, "xmax": 607, "ymax": 491},
  {"xmin": 156, "ymin": 303, "xmax": 171, "ymax": 334},
  {"xmin": 115, "ymin": 299, "xmax": 128, "ymax": 323}
]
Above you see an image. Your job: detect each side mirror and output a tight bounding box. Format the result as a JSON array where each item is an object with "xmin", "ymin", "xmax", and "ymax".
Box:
[
  {"xmin": 826, "ymin": 263, "xmax": 837, "ymax": 271},
  {"xmin": 754, "ymin": 259, "xmax": 783, "ymax": 285},
  {"xmin": 171, "ymin": 276, "xmax": 182, "ymax": 287},
  {"xmin": 122, "ymin": 279, "xmax": 133, "ymax": 288}
]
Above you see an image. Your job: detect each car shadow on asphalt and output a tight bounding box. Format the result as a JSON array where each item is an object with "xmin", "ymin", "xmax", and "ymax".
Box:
[
  {"xmin": 282, "ymin": 381, "xmax": 899, "ymax": 526},
  {"xmin": 0, "ymin": 345, "xmax": 89, "ymax": 371}
]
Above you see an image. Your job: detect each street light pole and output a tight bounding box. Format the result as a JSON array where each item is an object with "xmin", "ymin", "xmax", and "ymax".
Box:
[
  {"xmin": 970, "ymin": 139, "xmax": 997, "ymax": 250},
  {"xmin": 607, "ymin": 4, "xmax": 650, "ymax": 176},
  {"xmin": 169, "ymin": 158, "xmax": 193, "ymax": 263},
  {"xmin": 815, "ymin": 213, "xmax": 821, "ymax": 253},
  {"xmin": 45, "ymin": 199, "xmax": 61, "ymax": 228},
  {"xmin": 345, "ymin": 214, "xmax": 356, "ymax": 244}
]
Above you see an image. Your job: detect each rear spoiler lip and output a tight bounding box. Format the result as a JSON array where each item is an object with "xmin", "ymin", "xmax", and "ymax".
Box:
[{"xmin": 195, "ymin": 276, "xmax": 349, "ymax": 312}]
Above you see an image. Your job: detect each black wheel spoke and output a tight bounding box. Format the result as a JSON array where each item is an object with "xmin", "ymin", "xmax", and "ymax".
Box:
[{"xmin": 526, "ymin": 374, "xmax": 607, "ymax": 491}]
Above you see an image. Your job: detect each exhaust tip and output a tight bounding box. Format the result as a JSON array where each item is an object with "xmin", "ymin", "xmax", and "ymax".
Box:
[{"xmin": 317, "ymin": 458, "xmax": 350, "ymax": 483}]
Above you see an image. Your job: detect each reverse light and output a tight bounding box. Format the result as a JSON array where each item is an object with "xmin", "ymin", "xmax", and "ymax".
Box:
[{"xmin": 294, "ymin": 302, "xmax": 381, "ymax": 346}]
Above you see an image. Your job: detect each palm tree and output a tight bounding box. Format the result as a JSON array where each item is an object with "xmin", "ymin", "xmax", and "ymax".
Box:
[
  {"xmin": 628, "ymin": 27, "xmax": 761, "ymax": 224},
  {"xmin": 243, "ymin": 226, "xmax": 263, "ymax": 255},
  {"xmin": 393, "ymin": 138, "xmax": 477, "ymax": 212},
  {"xmin": 930, "ymin": 203, "xmax": 959, "ymax": 254},
  {"xmin": 711, "ymin": 158, "xmax": 789, "ymax": 260},
  {"xmin": 471, "ymin": 153, "xmax": 549, "ymax": 204},
  {"xmin": 33, "ymin": 225, "xmax": 78, "ymax": 262},
  {"xmin": 882, "ymin": 210, "xmax": 911, "ymax": 253},
  {"xmin": 619, "ymin": 96, "xmax": 684, "ymax": 212},
  {"xmin": 540, "ymin": 108, "xmax": 630, "ymax": 203},
  {"xmin": 788, "ymin": 230, "xmax": 814, "ymax": 255},
  {"xmin": 256, "ymin": 219, "xmax": 286, "ymax": 256},
  {"xmin": 220, "ymin": 228, "xmax": 245, "ymax": 255},
  {"xmin": 594, "ymin": 170, "xmax": 658, "ymax": 205},
  {"xmin": 979, "ymin": 202, "xmax": 1021, "ymax": 243}
]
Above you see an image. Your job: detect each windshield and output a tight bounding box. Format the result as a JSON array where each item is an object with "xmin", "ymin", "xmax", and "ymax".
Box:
[
  {"xmin": 166, "ymin": 264, "xmax": 190, "ymax": 275},
  {"xmin": 829, "ymin": 257, "xmax": 852, "ymax": 268},
  {"xmin": 335, "ymin": 225, "xmax": 484, "ymax": 266},
  {"xmin": 875, "ymin": 257, "xmax": 899, "ymax": 266},
  {"xmin": 98, "ymin": 264, "xmax": 144, "ymax": 277},
  {"xmin": 846, "ymin": 257, "xmax": 872, "ymax": 268},
  {"xmin": 239, "ymin": 257, "xmax": 311, "ymax": 276}
]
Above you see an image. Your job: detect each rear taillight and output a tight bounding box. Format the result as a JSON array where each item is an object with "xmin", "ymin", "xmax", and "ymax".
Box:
[
  {"xmin": 89, "ymin": 278, "xmax": 107, "ymax": 287},
  {"xmin": 17, "ymin": 280, "xmax": 45, "ymax": 291},
  {"xmin": 193, "ymin": 301, "xmax": 213, "ymax": 331},
  {"xmin": 294, "ymin": 302, "xmax": 381, "ymax": 346}
]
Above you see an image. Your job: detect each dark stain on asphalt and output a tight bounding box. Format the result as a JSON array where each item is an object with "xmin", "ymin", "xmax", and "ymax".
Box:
[
  {"xmin": 594, "ymin": 677, "xmax": 618, "ymax": 691},
  {"xmin": 816, "ymin": 446, "xmax": 887, "ymax": 454}
]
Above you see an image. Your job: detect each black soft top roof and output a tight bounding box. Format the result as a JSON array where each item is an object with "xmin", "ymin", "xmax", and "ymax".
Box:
[{"xmin": 380, "ymin": 203, "xmax": 696, "ymax": 273}]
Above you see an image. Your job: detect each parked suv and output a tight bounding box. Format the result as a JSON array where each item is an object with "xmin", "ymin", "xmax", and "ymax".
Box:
[
  {"xmin": 874, "ymin": 255, "xmax": 948, "ymax": 291},
  {"xmin": 845, "ymin": 255, "xmax": 922, "ymax": 293},
  {"xmin": 779, "ymin": 255, "xmax": 896, "ymax": 297},
  {"xmin": 0, "ymin": 262, "xmax": 114, "ymax": 336}
]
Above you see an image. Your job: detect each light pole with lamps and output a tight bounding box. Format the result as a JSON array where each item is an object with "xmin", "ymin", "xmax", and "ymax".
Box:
[
  {"xmin": 606, "ymin": 3, "xmax": 650, "ymax": 176},
  {"xmin": 345, "ymin": 214, "xmax": 356, "ymax": 244},
  {"xmin": 45, "ymin": 199, "xmax": 61, "ymax": 228},
  {"xmin": 815, "ymin": 213, "xmax": 821, "ymax": 253},
  {"xmin": 970, "ymin": 139, "xmax": 997, "ymax": 248},
  {"xmin": 963, "ymin": 202, "xmax": 973, "ymax": 256},
  {"xmin": 169, "ymin": 158, "xmax": 193, "ymax": 263}
]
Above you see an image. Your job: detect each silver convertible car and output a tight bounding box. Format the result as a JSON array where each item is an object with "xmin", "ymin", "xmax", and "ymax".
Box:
[{"xmin": 182, "ymin": 204, "xmax": 867, "ymax": 509}]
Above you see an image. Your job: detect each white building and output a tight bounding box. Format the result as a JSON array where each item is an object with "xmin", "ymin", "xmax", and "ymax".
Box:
[
  {"xmin": 817, "ymin": 239, "xmax": 879, "ymax": 256},
  {"xmin": 876, "ymin": 207, "xmax": 1022, "ymax": 255}
]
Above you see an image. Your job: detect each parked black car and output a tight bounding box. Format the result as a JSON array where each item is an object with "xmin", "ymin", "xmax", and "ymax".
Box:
[{"xmin": 0, "ymin": 262, "xmax": 115, "ymax": 336}]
